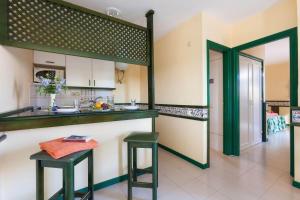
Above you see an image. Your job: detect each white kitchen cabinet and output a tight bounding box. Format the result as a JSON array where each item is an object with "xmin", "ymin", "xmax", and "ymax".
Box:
[
  {"xmin": 92, "ymin": 59, "xmax": 115, "ymax": 88},
  {"xmin": 34, "ymin": 51, "xmax": 66, "ymax": 66},
  {"xmin": 66, "ymin": 55, "xmax": 92, "ymax": 87}
]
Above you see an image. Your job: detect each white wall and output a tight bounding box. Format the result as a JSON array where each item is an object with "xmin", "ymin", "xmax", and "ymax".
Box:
[{"xmin": 0, "ymin": 46, "xmax": 33, "ymax": 112}]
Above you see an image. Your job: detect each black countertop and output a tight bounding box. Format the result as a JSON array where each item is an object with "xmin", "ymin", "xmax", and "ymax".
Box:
[
  {"xmin": 0, "ymin": 108, "xmax": 148, "ymax": 120},
  {"xmin": 0, "ymin": 107, "xmax": 158, "ymax": 132}
]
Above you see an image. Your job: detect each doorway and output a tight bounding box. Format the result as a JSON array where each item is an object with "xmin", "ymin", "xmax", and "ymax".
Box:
[
  {"xmin": 206, "ymin": 41, "xmax": 232, "ymax": 167},
  {"xmin": 232, "ymin": 28, "xmax": 298, "ymax": 176},
  {"xmin": 209, "ymin": 50, "xmax": 223, "ymax": 153}
]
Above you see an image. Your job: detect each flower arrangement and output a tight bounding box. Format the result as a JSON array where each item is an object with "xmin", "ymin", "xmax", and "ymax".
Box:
[
  {"xmin": 37, "ymin": 76, "xmax": 67, "ymax": 95},
  {"xmin": 37, "ymin": 74, "xmax": 67, "ymax": 111}
]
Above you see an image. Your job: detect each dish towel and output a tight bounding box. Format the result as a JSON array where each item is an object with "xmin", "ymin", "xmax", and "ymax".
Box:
[{"xmin": 39, "ymin": 137, "xmax": 98, "ymax": 159}]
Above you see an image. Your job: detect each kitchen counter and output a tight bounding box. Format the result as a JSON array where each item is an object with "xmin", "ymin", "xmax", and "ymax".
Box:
[
  {"xmin": 0, "ymin": 110, "xmax": 154, "ymax": 199},
  {"xmin": 0, "ymin": 107, "xmax": 158, "ymax": 132}
]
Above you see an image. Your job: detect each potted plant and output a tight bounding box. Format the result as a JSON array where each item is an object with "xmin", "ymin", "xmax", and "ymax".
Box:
[{"xmin": 37, "ymin": 75, "xmax": 67, "ymax": 111}]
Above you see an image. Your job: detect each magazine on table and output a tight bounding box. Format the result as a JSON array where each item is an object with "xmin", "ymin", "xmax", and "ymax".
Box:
[{"xmin": 63, "ymin": 135, "xmax": 92, "ymax": 142}]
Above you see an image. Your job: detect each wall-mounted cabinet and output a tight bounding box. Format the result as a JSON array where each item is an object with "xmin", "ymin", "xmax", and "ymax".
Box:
[
  {"xmin": 34, "ymin": 51, "xmax": 116, "ymax": 89},
  {"xmin": 92, "ymin": 59, "xmax": 115, "ymax": 88},
  {"xmin": 66, "ymin": 56, "xmax": 115, "ymax": 89},
  {"xmin": 66, "ymin": 56, "xmax": 92, "ymax": 87},
  {"xmin": 34, "ymin": 51, "xmax": 66, "ymax": 67}
]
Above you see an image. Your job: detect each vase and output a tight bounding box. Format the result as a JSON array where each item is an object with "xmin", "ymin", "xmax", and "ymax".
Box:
[{"xmin": 49, "ymin": 93, "xmax": 57, "ymax": 111}]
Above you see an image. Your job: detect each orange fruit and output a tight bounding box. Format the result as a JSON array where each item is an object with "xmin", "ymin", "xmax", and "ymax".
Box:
[{"xmin": 95, "ymin": 102, "xmax": 102, "ymax": 109}]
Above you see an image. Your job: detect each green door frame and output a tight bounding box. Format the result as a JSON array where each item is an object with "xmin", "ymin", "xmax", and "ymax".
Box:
[
  {"xmin": 232, "ymin": 27, "xmax": 298, "ymax": 176},
  {"xmin": 207, "ymin": 40, "xmax": 233, "ymax": 162}
]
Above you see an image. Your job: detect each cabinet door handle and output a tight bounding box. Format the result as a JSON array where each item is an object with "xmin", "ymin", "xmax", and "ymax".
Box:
[
  {"xmin": 45, "ymin": 61, "xmax": 55, "ymax": 64},
  {"xmin": 94, "ymin": 80, "xmax": 96, "ymax": 86},
  {"xmin": 89, "ymin": 80, "xmax": 91, "ymax": 86}
]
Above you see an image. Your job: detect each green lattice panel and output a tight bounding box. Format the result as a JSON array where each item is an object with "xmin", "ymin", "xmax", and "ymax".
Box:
[{"xmin": 7, "ymin": 0, "xmax": 149, "ymax": 65}]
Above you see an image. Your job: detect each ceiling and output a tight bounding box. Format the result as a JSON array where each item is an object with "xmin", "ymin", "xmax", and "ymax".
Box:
[{"xmin": 65, "ymin": 0, "xmax": 282, "ymax": 40}]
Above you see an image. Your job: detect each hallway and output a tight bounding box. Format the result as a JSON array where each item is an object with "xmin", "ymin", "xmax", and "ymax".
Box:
[{"xmin": 94, "ymin": 130, "xmax": 299, "ymax": 200}]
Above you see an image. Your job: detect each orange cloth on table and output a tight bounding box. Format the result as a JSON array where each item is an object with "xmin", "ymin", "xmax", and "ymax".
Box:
[{"xmin": 39, "ymin": 138, "xmax": 98, "ymax": 159}]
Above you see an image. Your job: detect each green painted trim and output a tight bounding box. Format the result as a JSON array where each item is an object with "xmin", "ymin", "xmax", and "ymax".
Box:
[
  {"xmin": 292, "ymin": 180, "xmax": 300, "ymax": 188},
  {"xmin": 0, "ymin": 110, "xmax": 159, "ymax": 132},
  {"xmin": 56, "ymin": 167, "xmax": 152, "ymax": 200},
  {"xmin": 234, "ymin": 27, "xmax": 298, "ymax": 50},
  {"xmin": 0, "ymin": 0, "xmax": 150, "ymax": 66},
  {"xmin": 158, "ymin": 143, "xmax": 209, "ymax": 169},
  {"xmin": 0, "ymin": 0, "xmax": 8, "ymax": 43},
  {"xmin": 207, "ymin": 40, "xmax": 233, "ymax": 163},
  {"xmin": 78, "ymin": 174, "xmax": 128, "ymax": 194},
  {"xmin": 159, "ymin": 113, "xmax": 208, "ymax": 121},
  {"xmin": 232, "ymin": 27, "xmax": 298, "ymax": 176}
]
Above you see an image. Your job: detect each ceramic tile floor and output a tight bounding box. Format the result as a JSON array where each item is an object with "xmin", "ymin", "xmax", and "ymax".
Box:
[{"xmin": 94, "ymin": 130, "xmax": 300, "ymax": 200}]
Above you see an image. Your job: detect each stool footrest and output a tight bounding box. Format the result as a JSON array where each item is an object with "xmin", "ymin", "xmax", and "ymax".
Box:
[
  {"xmin": 136, "ymin": 168, "xmax": 152, "ymax": 174},
  {"xmin": 132, "ymin": 181, "xmax": 153, "ymax": 188},
  {"xmin": 49, "ymin": 188, "xmax": 63, "ymax": 200},
  {"xmin": 75, "ymin": 191, "xmax": 91, "ymax": 200}
]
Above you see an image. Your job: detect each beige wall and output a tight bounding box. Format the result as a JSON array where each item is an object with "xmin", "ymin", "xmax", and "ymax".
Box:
[
  {"xmin": 230, "ymin": 0, "xmax": 297, "ymax": 47},
  {"xmin": 242, "ymin": 45, "xmax": 266, "ymax": 60},
  {"xmin": 265, "ymin": 62, "xmax": 290, "ymax": 101},
  {"xmin": 201, "ymin": 13, "xmax": 232, "ymax": 105},
  {"xmin": 154, "ymin": 0, "xmax": 298, "ymax": 169},
  {"xmin": 155, "ymin": 13, "xmax": 203, "ymax": 105},
  {"xmin": 0, "ymin": 46, "xmax": 33, "ymax": 112},
  {"xmin": 114, "ymin": 65, "xmax": 148, "ymax": 103},
  {"xmin": 154, "ymin": 13, "xmax": 208, "ymax": 164}
]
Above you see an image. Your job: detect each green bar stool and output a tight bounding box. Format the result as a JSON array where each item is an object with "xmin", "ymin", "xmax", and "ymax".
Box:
[
  {"xmin": 30, "ymin": 150, "xmax": 94, "ymax": 200},
  {"xmin": 124, "ymin": 132, "xmax": 159, "ymax": 200}
]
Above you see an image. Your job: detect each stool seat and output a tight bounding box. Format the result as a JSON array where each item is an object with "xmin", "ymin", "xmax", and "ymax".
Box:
[
  {"xmin": 124, "ymin": 132, "xmax": 159, "ymax": 143},
  {"xmin": 30, "ymin": 150, "xmax": 91, "ymax": 164}
]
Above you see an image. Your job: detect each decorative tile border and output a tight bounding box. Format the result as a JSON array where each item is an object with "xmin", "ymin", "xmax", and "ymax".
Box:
[
  {"xmin": 114, "ymin": 103, "xmax": 149, "ymax": 110},
  {"xmin": 266, "ymin": 101, "xmax": 290, "ymax": 107},
  {"xmin": 155, "ymin": 104, "xmax": 208, "ymax": 121},
  {"xmin": 114, "ymin": 103, "xmax": 208, "ymax": 121},
  {"xmin": 291, "ymin": 107, "xmax": 300, "ymax": 125}
]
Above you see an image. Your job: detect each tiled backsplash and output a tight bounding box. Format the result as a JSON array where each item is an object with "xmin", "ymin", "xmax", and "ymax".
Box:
[{"xmin": 30, "ymin": 84, "xmax": 113, "ymax": 109}]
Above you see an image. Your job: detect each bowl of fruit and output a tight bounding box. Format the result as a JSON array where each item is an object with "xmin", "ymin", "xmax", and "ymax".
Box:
[{"xmin": 93, "ymin": 101, "xmax": 111, "ymax": 112}]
